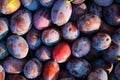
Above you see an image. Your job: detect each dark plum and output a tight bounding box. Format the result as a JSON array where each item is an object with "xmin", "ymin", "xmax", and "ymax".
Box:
[
  {"xmin": 72, "ymin": 37, "xmax": 91, "ymax": 58},
  {"xmin": 103, "ymin": 4, "xmax": 120, "ymax": 26},
  {"xmin": 43, "ymin": 61, "xmax": 60, "ymax": 80},
  {"xmin": 66, "ymin": 58, "xmax": 91, "ymax": 78},
  {"xmin": 6, "ymin": 74, "xmax": 27, "ymax": 80},
  {"xmin": 10, "ymin": 9, "xmax": 32, "ymax": 35},
  {"xmin": 87, "ymin": 68, "xmax": 108, "ymax": 80},
  {"xmin": 21, "ymin": 0, "xmax": 40, "ymax": 11},
  {"xmin": 39, "ymin": 0, "xmax": 55, "ymax": 8},
  {"xmin": 0, "ymin": 0, "xmax": 21, "ymax": 14},
  {"xmin": 0, "ymin": 65, "xmax": 5, "ymax": 80},
  {"xmin": 93, "ymin": 0, "xmax": 113, "ymax": 7},
  {"xmin": 33, "ymin": 8, "xmax": 51, "ymax": 30},
  {"xmin": 7, "ymin": 35, "xmax": 29, "ymax": 59},
  {"xmin": 109, "ymin": 73, "xmax": 118, "ymax": 80},
  {"xmin": 0, "ymin": 41, "xmax": 9, "ymax": 60},
  {"xmin": 71, "ymin": 3, "xmax": 87, "ymax": 21},
  {"xmin": 92, "ymin": 33, "xmax": 111, "ymax": 51},
  {"xmin": 41, "ymin": 28, "xmax": 60, "ymax": 46},
  {"xmin": 26, "ymin": 28, "xmax": 41, "ymax": 50},
  {"xmin": 72, "ymin": 0, "xmax": 85, "ymax": 4},
  {"xmin": 77, "ymin": 14, "xmax": 101, "ymax": 34},
  {"xmin": 0, "ymin": 17, "xmax": 9, "ymax": 40},
  {"xmin": 23, "ymin": 58, "xmax": 42, "ymax": 79},
  {"xmin": 92, "ymin": 59, "xmax": 113, "ymax": 74},
  {"xmin": 51, "ymin": 0, "xmax": 72, "ymax": 26},
  {"xmin": 112, "ymin": 28, "xmax": 120, "ymax": 45},
  {"xmin": 88, "ymin": 2, "xmax": 102, "ymax": 18},
  {"xmin": 102, "ymin": 44, "xmax": 120, "ymax": 64},
  {"xmin": 61, "ymin": 22, "xmax": 80, "ymax": 41},
  {"xmin": 114, "ymin": 63, "xmax": 120, "ymax": 80},
  {"xmin": 53, "ymin": 42, "xmax": 71, "ymax": 63},
  {"xmin": 36, "ymin": 46, "xmax": 51, "ymax": 61},
  {"xmin": 2, "ymin": 56, "xmax": 26, "ymax": 74}
]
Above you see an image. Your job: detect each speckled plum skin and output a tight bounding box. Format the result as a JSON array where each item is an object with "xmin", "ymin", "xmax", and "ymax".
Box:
[
  {"xmin": 0, "ymin": 0, "xmax": 21, "ymax": 14},
  {"xmin": 2, "ymin": 56, "xmax": 26, "ymax": 74},
  {"xmin": 87, "ymin": 68, "xmax": 108, "ymax": 80},
  {"xmin": 39, "ymin": 0, "xmax": 54, "ymax": 8},
  {"xmin": 7, "ymin": 35, "xmax": 29, "ymax": 59},
  {"xmin": 51, "ymin": 0, "xmax": 72, "ymax": 26},
  {"xmin": 102, "ymin": 44, "xmax": 120, "ymax": 64},
  {"xmin": 72, "ymin": 37, "xmax": 91, "ymax": 58},
  {"xmin": 92, "ymin": 59, "xmax": 113, "ymax": 74},
  {"xmin": 26, "ymin": 28, "xmax": 41, "ymax": 50},
  {"xmin": 53, "ymin": 42, "xmax": 71, "ymax": 63},
  {"xmin": 103, "ymin": 4, "xmax": 120, "ymax": 26},
  {"xmin": 88, "ymin": 2, "xmax": 102, "ymax": 18},
  {"xmin": 43, "ymin": 61, "xmax": 60, "ymax": 80},
  {"xmin": 71, "ymin": 3, "xmax": 87, "ymax": 21},
  {"xmin": 77, "ymin": 14, "xmax": 101, "ymax": 34},
  {"xmin": 61, "ymin": 22, "xmax": 80, "ymax": 40},
  {"xmin": 36, "ymin": 46, "xmax": 51, "ymax": 61},
  {"xmin": 72, "ymin": 0, "xmax": 85, "ymax": 4},
  {"xmin": 23, "ymin": 58, "xmax": 42, "ymax": 79},
  {"xmin": 41, "ymin": 28, "xmax": 60, "ymax": 46},
  {"xmin": 92, "ymin": 33, "xmax": 111, "ymax": 51},
  {"xmin": 10, "ymin": 9, "xmax": 32, "ymax": 35},
  {"xmin": 33, "ymin": 8, "xmax": 51, "ymax": 30},
  {"xmin": 114, "ymin": 63, "xmax": 120, "ymax": 80},
  {"xmin": 66, "ymin": 58, "xmax": 91, "ymax": 78},
  {"xmin": 0, "ymin": 17, "xmax": 9, "ymax": 40},
  {"xmin": 6, "ymin": 74, "xmax": 27, "ymax": 80},
  {"xmin": 0, "ymin": 42, "xmax": 9, "ymax": 60},
  {"xmin": 112, "ymin": 28, "xmax": 120, "ymax": 45},
  {"xmin": 93, "ymin": 0, "xmax": 113, "ymax": 7},
  {"xmin": 21, "ymin": 0, "xmax": 40, "ymax": 11},
  {"xmin": 0, "ymin": 65, "xmax": 5, "ymax": 80}
]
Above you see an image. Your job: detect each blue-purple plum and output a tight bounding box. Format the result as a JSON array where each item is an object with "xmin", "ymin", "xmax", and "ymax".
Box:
[
  {"xmin": 36, "ymin": 46, "xmax": 51, "ymax": 61},
  {"xmin": 0, "ymin": 17, "xmax": 8, "ymax": 40},
  {"xmin": 26, "ymin": 28, "xmax": 41, "ymax": 50},
  {"xmin": 21, "ymin": 0, "xmax": 40, "ymax": 11},
  {"xmin": 66, "ymin": 58, "xmax": 91, "ymax": 78},
  {"xmin": 92, "ymin": 33, "xmax": 111, "ymax": 51},
  {"xmin": 61, "ymin": 22, "xmax": 80, "ymax": 40},
  {"xmin": 41, "ymin": 28, "xmax": 60, "ymax": 46},
  {"xmin": 72, "ymin": 37, "xmax": 91, "ymax": 58},
  {"xmin": 10, "ymin": 9, "xmax": 32, "ymax": 35},
  {"xmin": 23, "ymin": 58, "xmax": 42, "ymax": 79},
  {"xmin": 51, "ymin": 0, "xmax": 72, "ymax": 26},
  {"xmin": 33, "ymin": 8, "xmax": 51, "ymax": 30},
  {"xmin": 71, "ymin": 3, "xmax": 87, "ymax": 21},
  {"xmin": 77, "ymin": 14, "xmax": 101, "ymax": 34},
  {"xmin": 2, "ymin": 56, "xmax": 26, "ymax": 74},
  {"xmin": 103, "ymin": 4, "xmax": 120, "ymax": 26},
  {"xmin": 7, "ymin": 35, "xmax": 29, "ymax": 59},
  {"xmin": 87, "ymin": 68, "xmax": 108, "ymax": 80}
]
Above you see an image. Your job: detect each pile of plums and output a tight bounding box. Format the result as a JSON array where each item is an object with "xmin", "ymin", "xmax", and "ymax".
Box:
[{"xmin": 0, "ymin": 0, "xmax": 120, "ymax": 80}]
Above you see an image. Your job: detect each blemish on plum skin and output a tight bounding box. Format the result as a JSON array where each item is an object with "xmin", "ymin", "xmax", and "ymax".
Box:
[{"xmin": 53, "ymin": 9, "xmax": 58, "ymax": 13}]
